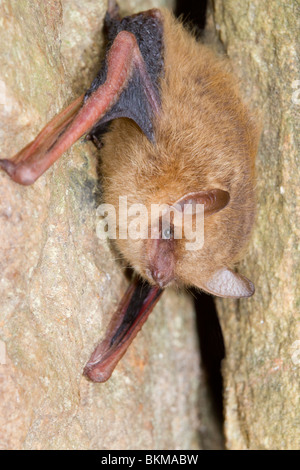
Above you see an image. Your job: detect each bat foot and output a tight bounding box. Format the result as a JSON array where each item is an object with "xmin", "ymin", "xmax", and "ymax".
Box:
[{"xmin": 84, "ymin": 134, "xmax": 104, "ymax": 150}]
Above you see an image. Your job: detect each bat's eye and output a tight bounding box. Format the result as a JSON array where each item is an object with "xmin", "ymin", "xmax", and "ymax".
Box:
[
  {"xmin": 163, "ymin": 228, "xmax": 170, "ymax": 239},
  {"xmin": 162, "ymin": 224, "xmax": 174, "ymax": 240}
]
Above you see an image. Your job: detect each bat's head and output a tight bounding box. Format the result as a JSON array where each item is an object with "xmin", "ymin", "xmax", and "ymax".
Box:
[
  {"xmin": 100, "ymin": 132, "xmax": 255, "ymax": 299},
  {"xmin": 140, "ymin": 188, "xmax": 255, "ymax": 299}
]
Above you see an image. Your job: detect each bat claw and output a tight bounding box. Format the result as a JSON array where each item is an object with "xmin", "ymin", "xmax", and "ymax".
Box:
[{"xmin": 84, "ymin": 134, "xmax": 103, "ymax": 150}]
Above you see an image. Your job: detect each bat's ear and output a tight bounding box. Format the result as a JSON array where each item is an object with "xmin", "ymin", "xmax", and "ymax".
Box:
[
  {"xmin": 174, "ymin": 189, "xmax": 230, "ymax": 217},
  {"xmin": 196, "ymin": 268, "xmax": 255, "ymax": 298}
]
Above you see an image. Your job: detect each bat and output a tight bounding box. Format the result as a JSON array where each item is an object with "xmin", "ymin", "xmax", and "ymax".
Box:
[{"xmin": 0, "ymin": 1, "xmax": 260, "ymax": 382}]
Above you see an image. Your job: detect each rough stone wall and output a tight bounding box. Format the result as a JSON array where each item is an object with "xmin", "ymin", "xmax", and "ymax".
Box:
[
  {"xmin": 211, "ymin": 0, "xmax": 300, "ymax": 450},
  {"xmin": 0, "ymin": 0, "xmax": 201, "ymax": 450}
]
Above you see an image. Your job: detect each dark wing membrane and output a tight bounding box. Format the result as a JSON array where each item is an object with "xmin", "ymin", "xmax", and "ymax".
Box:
[
  {"xmin": 85, "ymin": 9, "xmax": 164, "ymax": 142},
  {"xmin": 84, "ymin": 279, "xmax": 163, "ymax": 383}
]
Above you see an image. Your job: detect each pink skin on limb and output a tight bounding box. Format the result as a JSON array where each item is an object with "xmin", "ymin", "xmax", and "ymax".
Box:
[{"xmin": 0, "ymin": 31, "xmax": 156, "ymax": 185}]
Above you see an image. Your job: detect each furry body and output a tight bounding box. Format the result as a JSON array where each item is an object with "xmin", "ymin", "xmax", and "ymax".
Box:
[{"xmin": 100, "ymin": 10, "xmax": 259, "ymax": 292}]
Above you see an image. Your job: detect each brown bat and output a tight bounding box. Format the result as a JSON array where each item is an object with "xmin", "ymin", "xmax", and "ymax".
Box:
[{"xmin": 0, "ymin": 1, "xmax": 260, "ymax": 382}]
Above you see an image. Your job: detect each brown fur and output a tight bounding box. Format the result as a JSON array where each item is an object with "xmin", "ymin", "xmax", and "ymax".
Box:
[{"xmin": 100, "ymin": 10, "xmax": 260, "ymax": 291}]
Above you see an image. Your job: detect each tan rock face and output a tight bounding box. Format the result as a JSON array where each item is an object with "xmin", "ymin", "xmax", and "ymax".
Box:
[
  {"xmin": 0, "ymin": 0, "xmax": 201, "ymax": 450},
  {"xmin": 212, "ymin": 0, "xmax": 300, "ymax": 450}
]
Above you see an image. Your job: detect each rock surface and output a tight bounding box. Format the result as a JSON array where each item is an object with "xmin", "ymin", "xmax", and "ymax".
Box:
[{"xmin": 212, "ymin": 0, "xmax": 300, "ymax": 450}]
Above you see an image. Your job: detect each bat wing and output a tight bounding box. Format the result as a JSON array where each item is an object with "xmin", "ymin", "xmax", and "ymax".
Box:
[
  {"xmin": 0, "ymin": 7, "xmax": 164, "ymax": 185},
  {"xmin": 0, "ymin": 3, "xmax": 165, "ymax": 383},
  {"xmin": 84, "ymin": 279, "xmax": 162, "ymax": 382}
]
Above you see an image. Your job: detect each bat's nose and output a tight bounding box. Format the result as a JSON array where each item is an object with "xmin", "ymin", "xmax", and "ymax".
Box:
[
  {"xmin": 148, "ymin": 267, "xmax": 172, "ymax": 288},
  {"xmin": 146, "ymin": 236, "xmax": 176, "ymax": 288}
]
